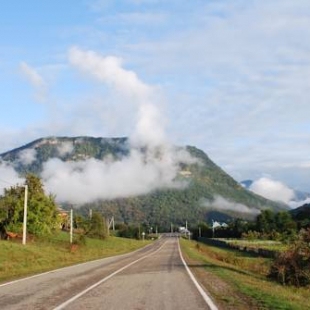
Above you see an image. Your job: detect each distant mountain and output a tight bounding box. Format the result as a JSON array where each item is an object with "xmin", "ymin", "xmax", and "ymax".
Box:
[
  {"xmin": 290, "ymin": 203, "xmax": 310, "ymax": 218},
  {"xmin": 293, "ymin": 190, "xmax": 310, "ymax": 202},
  {"xmin": 240, "ymin": 180, "xmax": 253, "ymax": 188},
  {"xmin": 289, "ymin": 204, "xmax": 310, "ymax": 228},
  {"xmin": 0, "ymin": 137, "xmax": 288, "ymax": 229}
]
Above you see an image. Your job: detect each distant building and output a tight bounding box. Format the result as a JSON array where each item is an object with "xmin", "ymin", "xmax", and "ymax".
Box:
[
  {"xmin": 57, "ymin": 206, "xmax": 69, "ymax": 230},
  {"xmin": 179, "ymin": 226, "xmax": 190, "ymax": 234},
  {"xmin": 212, "ymin": 221, "xmax": 228, "ymax": 228}
]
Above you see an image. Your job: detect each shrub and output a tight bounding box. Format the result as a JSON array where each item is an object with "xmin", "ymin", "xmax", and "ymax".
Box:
[
  {"xmin": 269, "ymin": 228, "xmax": 310, "ymax": 286},
  {"xmin": 85, "ymin": 212, "xmax": 107, "ymax": 239}
]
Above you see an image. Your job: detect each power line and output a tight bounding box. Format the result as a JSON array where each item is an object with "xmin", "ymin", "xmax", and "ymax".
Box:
[
  {"xmin": 0, "ymin": 178, "xmax": 24, "ymax": 186},
  {"xmin": 0, "ymin": 178, "xmax": 16, "ymax": 186}
]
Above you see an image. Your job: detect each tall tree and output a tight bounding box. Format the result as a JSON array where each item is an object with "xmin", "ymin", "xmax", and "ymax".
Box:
[{"xmin": 0, "ymin": 174, "xmax": 59, "ymax": 236}]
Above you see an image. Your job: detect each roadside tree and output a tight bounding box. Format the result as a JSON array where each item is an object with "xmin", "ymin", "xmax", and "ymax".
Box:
[{"xmin": 0, "ymin": 174, "xmax": 59, "ymax": 237}]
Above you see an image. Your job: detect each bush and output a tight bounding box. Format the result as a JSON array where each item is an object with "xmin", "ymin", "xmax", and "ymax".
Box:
[
  {"xmin": 117, "ymin": 223, "xmax": 140, "ymax": 239},
  {"xmin": 269, "ymin": 228, "xmax": 310, "ymax": 286},
  {"xmin": 85, "ymin": 212, "xmax": 107, "ymax": 239}
]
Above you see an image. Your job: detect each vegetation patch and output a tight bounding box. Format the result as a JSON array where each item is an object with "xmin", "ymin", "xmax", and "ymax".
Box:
[
  {"xmin": 269, "ymin": 228, "xmax": 310, "ymax": 287},
  {"xmin": 181, "ymin": 239, "xmax": 309, "ymax": 310}
]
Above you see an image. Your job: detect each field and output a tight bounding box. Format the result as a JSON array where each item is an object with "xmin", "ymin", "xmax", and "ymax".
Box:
[
  {"xmin": 221, "ymin": 238, "xmax": 288, "ymax": 252},
  {"xmin": 0, "ymin": 231, "xmax": 150, "ymax": 283},
  {"xmin": 180, "ymin": 238, "xmax": 309, "ymax": 310}
]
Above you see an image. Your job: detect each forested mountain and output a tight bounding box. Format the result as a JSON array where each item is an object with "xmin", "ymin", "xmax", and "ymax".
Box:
[
  {"xmin": 0, "ymin": 136, "xmax": 288, "ymax": 229},
  {"xmin": 289, "ymin": 203, "xmax": 310, "ymax": 228}
]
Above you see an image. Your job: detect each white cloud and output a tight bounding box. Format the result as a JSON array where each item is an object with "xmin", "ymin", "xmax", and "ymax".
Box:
[
  {"xmin": 249, "ymin": 177, "xmax": 295, "ymax": 204},
  {"xmin": 201, "ymin": 195, "xmax": 260, "ymax": 215},
  {"xmin": 57, "ymin": 142, "xmax": 74, "ymax": 156},
  {"xmin": 68, "ymin": 46, "xmax": 167, "ymax": 148},
  {"xmin": 288, "ymin": 198, "xmax": 310, "ymax": 209},
  {"xmin": 68, "ymin": 47, "xmax": 151, "ymax": 101},
  {"xmin": 0, "ymin": 163, "xmax": 24, "ymax": 194},
  {"xmin": 41, "ymin": 146, "xmax": 192, "ymax": 204},
  {"xmin": 19, "ymin": 62, "xmax": 47, "ymax": 102},
  {"xmin": 17, "ymin": 148, "xmax": 37, "ymax": 165}
]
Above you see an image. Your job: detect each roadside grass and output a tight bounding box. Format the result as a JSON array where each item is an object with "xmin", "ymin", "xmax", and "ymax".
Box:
[
  {"xmin": 181, "ymin": 239, "xmax": 309, "ymax": 310},
  {"xmin": 0, "ymin": 231, "xmax": 150, "ymax": 283}
]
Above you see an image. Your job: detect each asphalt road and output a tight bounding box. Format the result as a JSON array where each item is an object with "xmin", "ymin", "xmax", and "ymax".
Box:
[{"xmin": 0, "ymin": 236, "xmax": 217, "ymax": 310}]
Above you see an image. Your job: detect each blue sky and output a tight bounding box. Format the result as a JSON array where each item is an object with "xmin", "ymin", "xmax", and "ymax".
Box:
[{"xmin": 1, "ymin": 0, "xmax": 310, "ymax": 193}]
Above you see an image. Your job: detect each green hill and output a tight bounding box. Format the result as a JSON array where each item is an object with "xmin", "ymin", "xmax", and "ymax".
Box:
[
  {"xmin": 289, "ymin": 203, "xmax": 310, "ymax": 228},
  {"xmin": 0, "ymin": 136, "xmax": 288, "ymax": 229}
]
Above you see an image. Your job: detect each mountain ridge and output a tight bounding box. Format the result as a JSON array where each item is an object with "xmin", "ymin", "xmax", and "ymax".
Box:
[{"xmin": 0, "ymin": 136, "xmax": 288, "ymax": 228}]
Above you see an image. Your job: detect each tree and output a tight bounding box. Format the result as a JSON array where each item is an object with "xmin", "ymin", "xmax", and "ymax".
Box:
[
  {"xmin": 274, "ymin": 211, "xmax": 296, "ymax": 233},
  {"xmin": 256, "ymin": 209, "xmax": 276, "ymax": 235},
  {"xmin": 85, "ymin": 212, "xmax": 107, "ymax": 239},
  {"xmin": 0, "ymin": 174, "xmax": 59, "ymax": 237}
]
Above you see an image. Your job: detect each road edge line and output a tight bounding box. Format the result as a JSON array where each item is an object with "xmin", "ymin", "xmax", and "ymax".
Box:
[{"xmin": 178, "ymin": 238, "xmax": 218, "ymax": 310}]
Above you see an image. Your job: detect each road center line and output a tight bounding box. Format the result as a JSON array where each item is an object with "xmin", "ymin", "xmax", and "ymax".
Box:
[
  {"xmin": 178, "ymin": 239, "xmax": 218, "ymax": 310},
  {"xmin": 53, "ymin": 241, "xmax": 167, "ymax": 310}
]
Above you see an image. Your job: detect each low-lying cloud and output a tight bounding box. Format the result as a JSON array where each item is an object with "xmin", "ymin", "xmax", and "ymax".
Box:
[
  {"xmin": 0, "ymin": 163, "xmax": 24, "ymax": 194},
  {"xmin": 201, "ymin": 195, "xmax": 260, "ymax": 215},
  {"xmin": 18, "ymin": 149, "xmax": 37, "ymax": 165},
  {"xmin": 41, "ymin": 146, "xmax": 192, "ymax": 204},
  {"xmin": 56, "ymin": 141, "xmax": 74, "ymax": 157}
]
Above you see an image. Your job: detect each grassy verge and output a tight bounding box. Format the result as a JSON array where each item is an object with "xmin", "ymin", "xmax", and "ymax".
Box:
[
  {"xmin": 181, "ymin": 239, "xmax": 309, "ymax": 310},
  {"xmin": 0, "ymin": 231, "xmax": 151, "ymax": 283}
]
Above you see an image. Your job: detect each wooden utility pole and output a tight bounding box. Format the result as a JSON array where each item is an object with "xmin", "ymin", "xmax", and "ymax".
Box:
[
  {"xmin": 22, "ymin": 185, "xmax": 28, "ymax": 245},
  {"xmin": 70, "ymin": 209, "xmax": 73, "ymax": 244}
]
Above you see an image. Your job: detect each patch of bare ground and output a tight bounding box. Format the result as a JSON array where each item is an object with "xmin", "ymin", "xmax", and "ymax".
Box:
[{"xmin": 183, "ymin": 254, "xmax": 260, "ymax": 310}]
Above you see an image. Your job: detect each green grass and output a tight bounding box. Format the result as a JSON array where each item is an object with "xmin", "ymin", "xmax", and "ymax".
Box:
[
  {"xmin": 181, "ymin": 239, "xmax": 309, "ymax": 310},
  {"xmin": 0, "ymin": 231, "xmax": 151, "ymax": 283},
  {"xmin": 221, "ymin": 238, "xmax": 288, "ymax": 252}
]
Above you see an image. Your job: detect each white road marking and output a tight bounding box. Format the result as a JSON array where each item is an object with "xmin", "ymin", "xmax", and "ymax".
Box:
[
  {"xmin": 178, "ymin": 238, "xmax": 218, "ymax": 310},
  {"xmin": 53, "ymin": 241, "xmax": 167, "ymax": 310}
]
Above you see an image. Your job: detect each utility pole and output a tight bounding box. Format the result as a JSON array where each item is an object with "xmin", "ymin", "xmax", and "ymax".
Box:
[
  {"xmin": 107, "ymin": 216, "xmax": 115, "ymax": 237},
  {"xmin": 22, "ymin": 185, "xmax": 28, "ymax": 245},
  {"xmin": 70, "ymin": 209, "xmax": 73, "ymax": 244},
  {"xmin": 108, "ymin": 216, "xmax": 115, "ymax": 231},
  {"xmin": 106, "ymin": 218, "xmax": 109, "ymax": 237}
]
